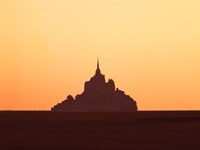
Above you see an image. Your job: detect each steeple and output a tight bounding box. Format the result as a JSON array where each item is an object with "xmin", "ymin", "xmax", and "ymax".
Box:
[
  {"xmin": 97, "ymin": 57, "xmax": 99, "ymax": 69},
  {"xmin": 95, "ymin": 57, "xmax": 101, "ymax": 75}
]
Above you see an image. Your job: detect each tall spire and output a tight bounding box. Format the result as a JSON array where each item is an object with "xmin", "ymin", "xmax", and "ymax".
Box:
[
  {"xmin": 97, "ymin": 57, "xmax": 99, "ymax": 69},
  {"xmin": 96, "ymin": 57, "xmax": 101, "ymax": 75}
]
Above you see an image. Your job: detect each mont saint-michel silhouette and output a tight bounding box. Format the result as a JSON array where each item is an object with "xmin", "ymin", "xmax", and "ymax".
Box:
[{"xmin": 51, "ymin": 59, "xmax": 138, "ymax": 111}]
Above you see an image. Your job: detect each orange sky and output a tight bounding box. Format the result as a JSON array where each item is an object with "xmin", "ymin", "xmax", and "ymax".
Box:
[{"xmin": 0, "ymin": 0, "xmax": 200, "ymax": 110}]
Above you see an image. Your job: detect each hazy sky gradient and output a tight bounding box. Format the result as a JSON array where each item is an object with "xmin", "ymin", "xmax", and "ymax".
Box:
[{"xmin": 0, "ymin": 0, "xmax": 200, "ymax": 110}]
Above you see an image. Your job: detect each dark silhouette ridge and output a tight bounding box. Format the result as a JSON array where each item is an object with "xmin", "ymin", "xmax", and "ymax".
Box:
[{"xmin": 51, "ymin": 59, "xmax": 138, "ymax": 112}]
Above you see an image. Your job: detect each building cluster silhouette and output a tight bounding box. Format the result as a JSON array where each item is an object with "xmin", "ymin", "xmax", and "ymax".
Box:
[{"xmin": 51, "ymin": 59, "xmax": 138, "ymax": 111}]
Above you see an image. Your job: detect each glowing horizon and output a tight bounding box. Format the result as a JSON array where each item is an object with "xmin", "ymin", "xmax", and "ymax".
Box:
[{"xmin": 0, "ymin": 0, "xmax": 200, "ymax": 110}]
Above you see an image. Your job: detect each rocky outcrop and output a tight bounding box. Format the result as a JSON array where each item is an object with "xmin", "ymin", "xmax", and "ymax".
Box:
[{"xmin": 51, "ymin": 60, "xmax": 138, "ymax": 112}]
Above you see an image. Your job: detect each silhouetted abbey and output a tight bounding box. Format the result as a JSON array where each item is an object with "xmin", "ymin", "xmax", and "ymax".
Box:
[{"xmin": 51, "ymin": 59, "xmax": 138, "ymax": 112}]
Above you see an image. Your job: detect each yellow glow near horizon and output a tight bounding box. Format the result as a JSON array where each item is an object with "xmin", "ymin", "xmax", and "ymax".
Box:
[{"xmin": 0, "ymin": 0, "xmax": 200, "ymax": 110}]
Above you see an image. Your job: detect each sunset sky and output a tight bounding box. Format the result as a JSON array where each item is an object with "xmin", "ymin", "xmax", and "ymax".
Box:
[{"xmin": 0, "ymin": 0, "xmax": 200, "ymax": 110}]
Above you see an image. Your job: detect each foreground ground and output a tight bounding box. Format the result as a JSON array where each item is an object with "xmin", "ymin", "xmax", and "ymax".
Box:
[{"xmin": 0, "ymin": 111, "xmax": 200, "ymax": 150}]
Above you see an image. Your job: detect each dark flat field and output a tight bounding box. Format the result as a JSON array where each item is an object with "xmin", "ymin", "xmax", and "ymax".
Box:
[{"xmin": 0, "ymin": 111, "xmax": 200, "ymax": 150}]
